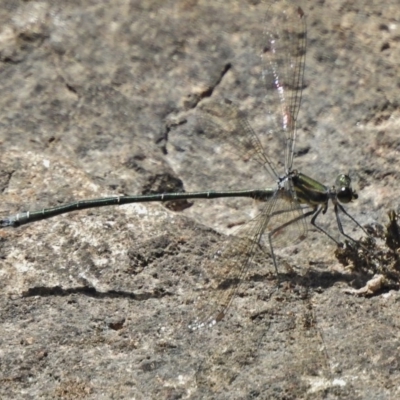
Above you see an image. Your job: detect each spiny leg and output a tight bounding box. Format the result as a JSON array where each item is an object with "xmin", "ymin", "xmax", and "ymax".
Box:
[
  {"xmin": 335, "ymin": 203, "xmax": 370, "ymax": 238},
  {"xmin": 310, "ymin": 205, "xmax": 342, "ymax": 245}
]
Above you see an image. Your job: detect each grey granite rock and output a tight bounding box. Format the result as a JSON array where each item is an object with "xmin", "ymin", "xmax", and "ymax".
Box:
[{"xmin": 0, "ymin": 0, "xmax": 399, "ymax": 399}]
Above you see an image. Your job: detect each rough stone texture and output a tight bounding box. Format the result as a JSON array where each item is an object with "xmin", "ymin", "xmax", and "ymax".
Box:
[{"xmin": 0, "ymin": 0, "xmax": 399, "ymax": 399}]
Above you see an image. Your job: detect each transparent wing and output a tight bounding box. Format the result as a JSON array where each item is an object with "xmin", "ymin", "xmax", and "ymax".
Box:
[
  {"xmin": 187, "ymin": 4, "xmax": 309, "ymax": 329},
  {"xmin": 263, "ymin": 4, "xmax": 307, "ymax": 171},
  {"xmin": 189, "ymin": 199, "xmax": 272, "ymax": 330},
  {"xmin": 189, "ymin": 188, "xmax": 307, "ymax": 330},
  {"xmin": 263, "ymin": 179, "xmax": 308, "ymax": 249},
  {"xmin": 194, "ymin": 97, "xmax": 280, "ymax": 180}
]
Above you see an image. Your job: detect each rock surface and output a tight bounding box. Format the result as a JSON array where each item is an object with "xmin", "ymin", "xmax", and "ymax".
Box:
[{"xmin": 0, "ymin": 0, "xmax": 399, "ymax": 398}]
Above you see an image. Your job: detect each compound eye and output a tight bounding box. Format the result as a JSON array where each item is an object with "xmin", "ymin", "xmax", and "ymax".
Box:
[
  {"xmin": 335, "ymin": 174, "xmax": 351, "ymax": 188},
  {"xmin": 337, "ymin": 187, "xmax": 353, "ymax": 203}
]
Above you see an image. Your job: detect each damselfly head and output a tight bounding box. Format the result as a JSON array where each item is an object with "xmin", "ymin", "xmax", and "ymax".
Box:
[{"xmin": 335, "ymin": 174, "xmax": 358, "ymax": 204}]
